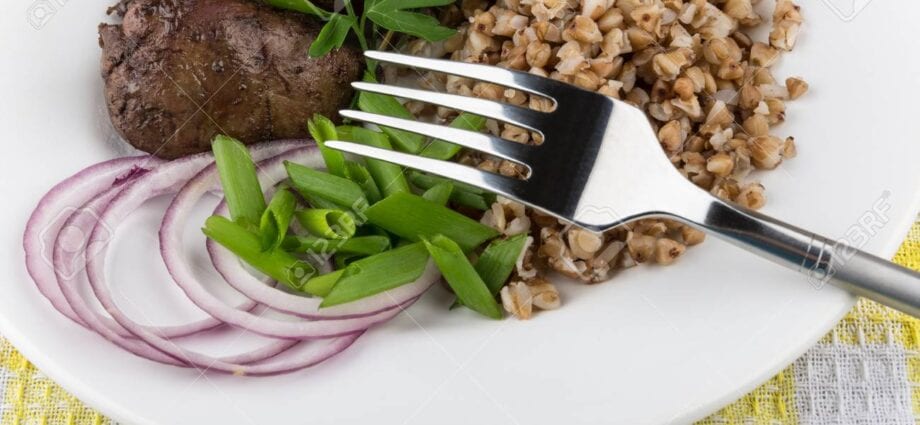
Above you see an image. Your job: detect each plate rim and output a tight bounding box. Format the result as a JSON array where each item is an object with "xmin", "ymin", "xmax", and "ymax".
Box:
[{"xmin": 2, "ymin": 204, "xmax": 916, "ymax": 425}]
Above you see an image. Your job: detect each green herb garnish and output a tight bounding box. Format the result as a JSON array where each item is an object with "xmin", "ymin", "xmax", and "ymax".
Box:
[
  {"xmin": 344, "ymin": 161, "xmax": 383, "ymax": 204},
  {"xmin": 419, "ymin": 112, "xmax": 487, "ymax": 160},
  {"xmin": 475, "ymin": 234, "xmax": 528, "ymax": 295},
  {"xmin": 212, "ymin": 135, "xmax": 266, "ymax": 229},
  {"xmin": 308, "ymin": 13, "xmax": 358, "ymax": 58},
  {"xmin": 295, "ymin": 209, "xmax": 357, "ymax": 240},
  {"xmin": 356, "ymin": 73, "xmax": 426, "ymax": 153},
  {"xmin": 342, "ymin": 126, "xmax": 411, "ymax": 196},
  {"xmin": 308, "ymin": 114, "xmax": 346, "ymax": 177},
  {"xmin": 422, "ymin": 182, "xmax": 453, "ymax": 206},
  {"xmin": 409, "ymin": 171, "xmax": 494, "ymax": 211},
  {"xmin": 366, "ymin": 192, "xmax": 499, "ymax": 252},
  {"xmin": 320, "ymin": 242, "xmax": 430, "ymax": 307},
  {"xmin": 283, "ymin": 235, "xmax": 391, "ymax": 256},
  {"xmin": 203, "ymin": 215, "xmax": 318, "ymax": 293},
  {"xmin": 259, "ymin": 188, "xmax": 297, "ymax": 251},
  {"xmin": 286, "ymin": 160, "xmax": 368, "ymax": 211},
  {"xmin": 423, "ymin": 235, "xmax": 502, "ymax": 319}
]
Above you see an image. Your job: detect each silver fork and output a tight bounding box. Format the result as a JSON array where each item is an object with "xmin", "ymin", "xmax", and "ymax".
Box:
[{"xmin": 327, "ymin": 50, "xmax": 920, "ymax": 317}]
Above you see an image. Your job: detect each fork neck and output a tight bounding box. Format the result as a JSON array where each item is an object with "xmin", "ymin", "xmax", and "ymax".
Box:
[{"xmin": 670, "ymin": 184, "xmax": 830, "ymax": 278}]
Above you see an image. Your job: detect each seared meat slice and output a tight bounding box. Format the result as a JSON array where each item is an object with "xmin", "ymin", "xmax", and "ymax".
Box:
[{"xmin": 99, "ymin": 0, "xmax": 364, "ymax": 159}]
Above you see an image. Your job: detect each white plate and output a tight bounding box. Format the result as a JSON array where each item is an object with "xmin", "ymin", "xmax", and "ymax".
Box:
[{"xmin": 1, "ymin": 1, "xmax": 919, "ymax": 424}]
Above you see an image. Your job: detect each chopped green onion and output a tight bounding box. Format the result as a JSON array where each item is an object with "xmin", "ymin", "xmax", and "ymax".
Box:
[
  {"xmin": 476, "ymin": 234, "xmax": 528, "ymax": 295},
  {"xmin": 259, "ymin": 188, "xmax": 297, "ymax": 251},
  {"xmin": 408, "ymin": 171, "xmax": 493, "ymax": 210},
  {"xmin": 320, "ymin": 242, "xmax": 430, "ymax": 307},
  {"xmin": 283, "ymin": 235, "xmax": 391, "ymax": 256},
  {"xmin": 357, "ymin": 72, "xmax": 425, "ymax": 153},
  {"xmin": 423, "ymin": 235, "xmax": 502, "ymax": 319},
  {"xmin": 366, "ymin": 192, "xmax": 499, "ymax": 252},
  {"xmin": 308, "ymin": 115, "xmax": 346, "ymax": 177},
  {"xmin": 409, "ymin": 171, "xmax": 487, "ymax": 195},
  {"xmin": 302, "ymin": 193, "xmax": 341, "ymax": 211},
  {"xmin": 212, "ymin": 135, "xmax": 266, "ymax": 229},
  {"xmin": 344, "ymin": 161, "xmax": 382, "ymax": 204},
  {"xmin": 295, "ymin": 209, "xmax": 356, "ymax": 240},
  {"xmin": 285, "ymin": 161, "xmax": 368, "ymax": 212},
  {"xmin": 422, "ymin": 182, "xmax": 453, "ymax": 206},
  {"xmin": 304, "ymin": 270, "xmax": 343, "ymax": 297},
  {"xmin": 451, "ymin": 191, "xmax": 491, "ymax": 211},
  {"xmin": 203, "ymin": 216, "xmax": 318, "ymax": 293},
  {"xmin": 419, "ymin": 113, "xmax": 487, "ymax": 160},
  {"xmin": 343, "ymin": 126, "xmax": 411, "ymax": 197},
  {"xmin": 334, "ymin": 253, "xmax": 362, "ymax": 269}
]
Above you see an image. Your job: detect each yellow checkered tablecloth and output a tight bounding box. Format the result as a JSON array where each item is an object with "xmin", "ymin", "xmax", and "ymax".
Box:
[{"xmin": 2, "ymin": 222, "xmax": 919, "ymax": 425}]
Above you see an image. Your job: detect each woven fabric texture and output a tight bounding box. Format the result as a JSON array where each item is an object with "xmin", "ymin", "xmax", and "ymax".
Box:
[{"xmin": 2, "ymin": 222, "xmax": 919, "ymax": 425}]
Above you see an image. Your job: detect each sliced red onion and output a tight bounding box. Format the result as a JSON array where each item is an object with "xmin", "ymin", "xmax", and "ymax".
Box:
[
  {"xmin": 24, "ymin": 156, "xmax": 162, "ymax": 325},
  {"xmin": 48, "ymin": 141, "xmax": 306, "ymax": 365},
  {"xmin": 28, "ymin": 139, "xmax": 438, "ymax": 374},
  {"xmin": 54, "ymin": 184, "xmax": 233, "ymax": 340},
  {"xmin": 206, "ymin": 152, "xmax": 438, "ymax": 320},
  {"xmin": 157, "ymin": 147, "xmax": 437, "ymax": 338}
]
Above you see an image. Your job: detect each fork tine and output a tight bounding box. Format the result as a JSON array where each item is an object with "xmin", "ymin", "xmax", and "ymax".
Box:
[
  {"xmin": 340, "ymin": 110, "xmax": 532, "ymax": 164},
  {"xmin": 365, "ymin": 50, "xmax": 565, "ymax": 100},
  {"xmin": 352, "ymin": 82, "xmax": 546, "ymax": 132},
  {"xmin": 325, "ymin": 141, "xmax": 523, "ymax": 198}
]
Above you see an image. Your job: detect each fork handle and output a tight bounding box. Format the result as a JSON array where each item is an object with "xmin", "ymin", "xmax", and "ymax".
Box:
[{"xmin": 685, "ymin": 200, "xmax": 920, "ymax": 316}]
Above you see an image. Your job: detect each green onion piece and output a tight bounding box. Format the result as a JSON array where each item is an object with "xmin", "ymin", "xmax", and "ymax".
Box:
[
  {"xmin": 451, "ymin": 191, "xmax": 491, "ymax": 211},
  {"xmin": 344, "ymin": 161, "xmax": 382, "ymax": 204},
  {"xmin": 285, "ymin": 161, "xmax": 368, "ymax": 212},
  {"xmin": 423, "ymin": 235, "xmax": 502, "ymax": 319},
  {"xmin": 366, "ymin": 192, "xmax": 499, "ymax": 252},
  {"xmin": 334, "ymin": 253, "xmax": 362, "ymax": 269},
  {"xmin": 295, "ymin": 209, "xmax": 356, "ymax": 240},
  {"xmin": 304, "ymin": 270, "xmax": 343, "ymax": 297},
  {"xmin": 476, "ymin": 234, "xmax": 528, "ymax": 295},
  {"xmin": 308, "ymin": 115, "xmax": 346, "ymax": 177},
  {"xmin": 408, "ymin": 171, "xmax": 487, "ymax": 195},
  {"xmin": 419, "ymin": 113, "xmax": 487, "ymax": 160},
  {"xmin": 408, "ymin": 171, "xmax": 492, "ymax": 210},
  {"xmin": 336, "ymin": 125, "xmax": 355, "ymax": 141},
  {"xmin": 283, "ymin": 235, "xmax": 391, "ymax": 256},
  {"xmin": 422, "ymin": 182, "xmax": 453, "ymax": 206},
  {"xmin": 203, "ymin": 216, "xmax": 317, "ymax": 293},
  {"xmin": 320, "ymin": 243, "xmax": 430, "ymax": 307},
  {"xmin": 212, "ymin": 135, "xmax": 266, "ymax": 229},
  {"xmin": 345, "ymin": 126, "xmax": 411, "ymax": 197},
  {"xmin": 357, "ymin": 72, "xmax": 425, "ymax": 153},
  {"xmin": 301, "ymin": 193, "xmax": 341, "ymax": 211},
  {"xmin": 259, "ymin": 188, "xmax": 297, "ymax": 251}
]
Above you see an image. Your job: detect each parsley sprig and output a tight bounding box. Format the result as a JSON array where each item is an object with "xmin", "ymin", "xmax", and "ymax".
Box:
[{"xmin": 267, "ymin": 0, "xmax": 457, "ymax": 69}]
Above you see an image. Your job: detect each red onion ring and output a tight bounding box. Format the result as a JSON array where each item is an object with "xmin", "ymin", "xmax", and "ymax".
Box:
[
  {"xmin": 24, "ymin": 156, "xmax": 162, "ymax": 325},
  {"xmin": 79, "ymin": 145, "xmax": 414, "ymax": 373},
  {"xmin": 42, "ymin": 141, "xmax": 304, "ymax": 366}
]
